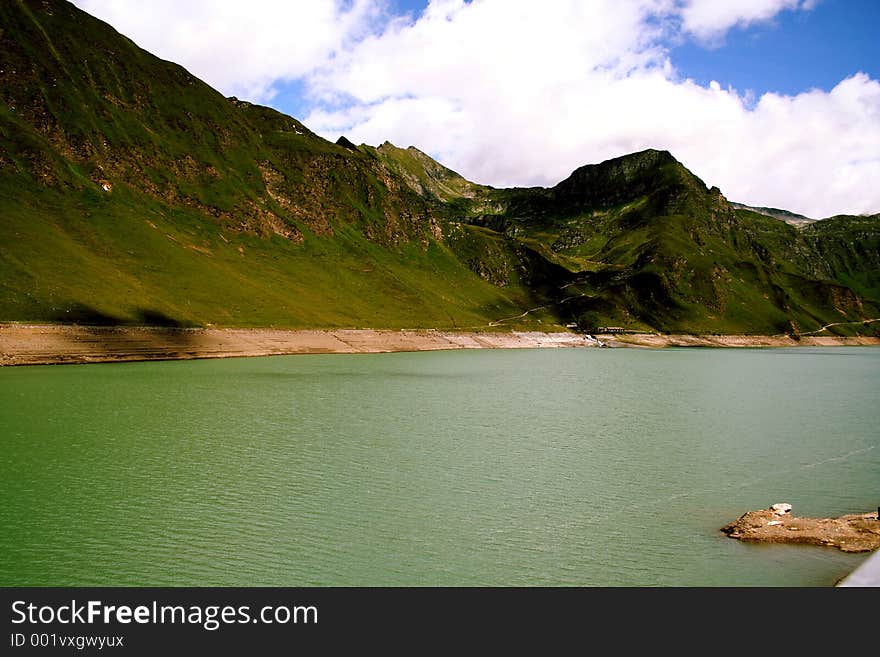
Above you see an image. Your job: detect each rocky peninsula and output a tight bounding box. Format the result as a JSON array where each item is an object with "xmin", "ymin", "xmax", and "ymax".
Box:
[{"xmin": 722, "ymin": 504, "xmax": 880, "ymax": 553}]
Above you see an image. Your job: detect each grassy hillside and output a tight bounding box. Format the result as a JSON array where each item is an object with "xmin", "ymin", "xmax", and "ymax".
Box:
[
  {"xmin": 801, "ymin": 214, "xmax": 880, "ymax": 305},
  {"xmin": 0, "ymin": 0, "xmax": 549, "ymax": 330},
  {"xmin": 1, "ymin": 0, "xmax": 877, "ymax": 335},
  {"xmin": 0, "ymin": 179, "xmax": 534, "ymax": 329}
]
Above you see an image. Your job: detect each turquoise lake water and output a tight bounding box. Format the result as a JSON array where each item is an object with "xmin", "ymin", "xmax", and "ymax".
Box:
[{"xmin": 1, "ymin": 347, "xmax": 877, "ymax": 586}]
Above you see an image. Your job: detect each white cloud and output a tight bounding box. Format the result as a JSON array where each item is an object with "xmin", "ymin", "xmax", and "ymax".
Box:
[
  {"xmin": 72, "ymin": 0, "xmax": 879, "ymax": 217},
  {"xmin": 305, "ymin": 0, "xmax": 679, "ymax": 186},
  {"xmin": 678, "ymin": 0, "xmax": 813, "ymax": 42},
  {"xmin": 72, "ymin": 0, "xmax": 383, "ymax": 102},
  {"xmin": 303, "ymin": 0, "xmax": 878, "ymax": 217}
]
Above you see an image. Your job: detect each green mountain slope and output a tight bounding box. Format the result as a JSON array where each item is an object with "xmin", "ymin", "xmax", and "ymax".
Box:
[
  {"xmin": 0, "ymin": 0, "xmax": 545, "ymax": 329},
  {"xmin": 456, "ymin": 150, "xmax": 879, "ymax": 335},
  {"xmin": 801, "ymin": 214, "xmax": 880, "ymax": 307},
  {"xmin": 1, "ymin": 0, "xmax": 877, "ymax": 336}
]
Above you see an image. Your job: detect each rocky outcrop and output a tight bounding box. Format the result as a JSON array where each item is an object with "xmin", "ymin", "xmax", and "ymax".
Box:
[
  {"xmin": 722, "ymin": 505, "xmax": 880, "ymax": 553},
  {"xmin": 335, "ymin": 136, "xmax": 359, "ymax": 152}
]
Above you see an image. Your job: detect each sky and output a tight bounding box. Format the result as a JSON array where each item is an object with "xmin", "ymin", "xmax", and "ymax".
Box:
[{"xmin": 72, "ymin": 0, "xmax": 880, "ymax": 218}]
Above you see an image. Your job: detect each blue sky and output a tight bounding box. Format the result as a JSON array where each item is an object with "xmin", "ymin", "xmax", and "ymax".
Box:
[
  {"xmin": 669, "ymin": 0, "xmax": 880, "ymax": 97},
  {"xmin": 74, "ymin": 0, "xmax": 880, "ymax": 217}
]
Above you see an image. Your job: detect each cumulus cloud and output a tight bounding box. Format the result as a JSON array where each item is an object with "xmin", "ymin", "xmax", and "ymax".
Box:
[
  {"xmin": 678, "ymin": 0, "xmax": 815, "ymax": 42},
  {"xmin": 72, "ymin": 0, "xmax": 383, "ymax": 102},
  {"xmin": 73, "ymin": 0, "xmax": 879, "ymax": 217},
  {"xmin": 303, "ymin": 0, "xmax": 878, "ymax": 217}
]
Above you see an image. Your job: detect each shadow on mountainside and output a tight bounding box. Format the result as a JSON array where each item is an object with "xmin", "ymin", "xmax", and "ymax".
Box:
[
  {"xmin": 50, "ymin": 303, "xmax": 201, "ymax": 353},
  {"xmin": 51, "ymin": 303, "xmax": 198, "ymax": 328},
  {"xmin": 52, "ymin": 303, "xmax": 127, "ymax": 326}
]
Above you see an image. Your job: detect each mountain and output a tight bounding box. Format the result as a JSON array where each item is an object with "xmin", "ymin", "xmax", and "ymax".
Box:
[
  {"xmin": 0, "ymin": 0, "xmax": 537, "ymax": 329},
  {"xmin": 455, "ymin": 151, "xmax": 880, "ymax": 334},
  {"xmin": 1, "ymin": 0, "xmax": 878, "ymax": 337}
]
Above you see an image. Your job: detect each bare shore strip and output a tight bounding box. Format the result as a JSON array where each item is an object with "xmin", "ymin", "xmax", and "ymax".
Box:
[
  {"xmin": 1, "ymin": 324, "xmax": 877, "ymax": 366},
  {"xmin": 0, "ymin": 324, "xmax": 595, "ymax": 366},
  {"xmin": 604, "ymin": 333, "xmax": 880, "ymax": 348}
]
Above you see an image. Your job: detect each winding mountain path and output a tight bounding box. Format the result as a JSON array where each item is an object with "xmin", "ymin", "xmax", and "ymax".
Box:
[
  {"xmin": 487, "ymin": 292, "xmax": 594, "ymax": 327},
  {"xmin": 799, "ymin": 317, "xmax": 880, "ymax": 336}
]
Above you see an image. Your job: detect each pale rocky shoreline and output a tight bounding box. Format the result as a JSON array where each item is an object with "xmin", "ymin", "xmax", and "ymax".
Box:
[
  {"xmin": 1, "ymin": 324, "xmax": 877, "ymax": 366},
  {"xmin": 604, "ymin": 333, "xmax": 880, "ymax": 348}
]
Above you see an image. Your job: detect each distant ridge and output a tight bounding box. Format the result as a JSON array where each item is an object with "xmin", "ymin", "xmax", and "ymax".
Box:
[
  {"xmin": 730, "ymin": 202, "xmax": 815, "ymax": 226},
  {"xmin": 335, "ymin": 136, "xmax": 359, "ymax": 151}
]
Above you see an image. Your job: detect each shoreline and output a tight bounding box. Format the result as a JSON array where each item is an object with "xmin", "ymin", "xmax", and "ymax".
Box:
[
  {"xmin": 1, "ymin": 324, "xmax": 878, "ymax": 366},
  {"xmin": 603, "ymin": 333, "xmax": 880, "ymax": 349}
]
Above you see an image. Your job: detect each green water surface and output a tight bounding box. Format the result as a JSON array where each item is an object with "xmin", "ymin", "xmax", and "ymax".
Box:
[{"xmin": 1, "ymin": 347, "xmax": 877, "ymax": 586}]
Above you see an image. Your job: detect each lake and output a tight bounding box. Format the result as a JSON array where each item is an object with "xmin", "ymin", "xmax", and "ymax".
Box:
[{"xmin": 1, "ymin": 347, "xmax": 877, "ymax": 586}]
